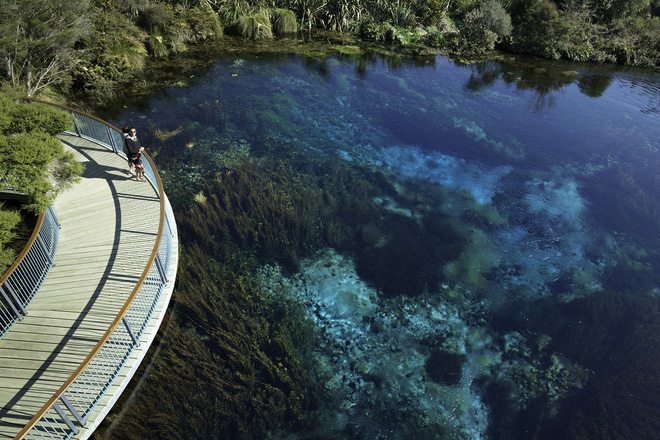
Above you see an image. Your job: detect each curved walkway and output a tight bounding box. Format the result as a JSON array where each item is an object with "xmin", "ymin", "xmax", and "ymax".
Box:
[{"xmin": 0, "ymin": 134, "xmax": 177, "ymax": 439}]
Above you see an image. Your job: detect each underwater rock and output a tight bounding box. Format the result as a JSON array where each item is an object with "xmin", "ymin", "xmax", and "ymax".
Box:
[{"xmin": 425, "ymin": 349, "xmax": 467, "ymax": 386}]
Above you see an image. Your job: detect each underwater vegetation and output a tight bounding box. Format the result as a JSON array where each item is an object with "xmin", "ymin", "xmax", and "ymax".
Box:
[
  {"xmin": 97, "ymin": 48, "xmax": 660, "ymax": 440},
  {"xmin": 483, "ymin": 289, "xmax": 660, "ymax": 440},
  {"xmin": 98, "ymin": 244, "xmax": 324, "ymax": 439},
  {"xmin": 98, "ymin": 136, "xmax": 507, "ymax": 438}
]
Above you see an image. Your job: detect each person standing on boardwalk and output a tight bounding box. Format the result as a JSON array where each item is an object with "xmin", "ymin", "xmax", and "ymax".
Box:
[{"xmin": 124, "ymin": 127, "xmax": 145, "ymax": 180}]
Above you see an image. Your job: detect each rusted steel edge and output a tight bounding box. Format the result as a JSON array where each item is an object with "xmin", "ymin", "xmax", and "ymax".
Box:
[{"xmin": 14, "ymin": 99, "xmax": 167, "ymax": 440}]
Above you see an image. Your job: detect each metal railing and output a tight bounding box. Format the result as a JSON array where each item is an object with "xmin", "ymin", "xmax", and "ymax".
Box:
[
  {"xmin": 15, "ymin": 99, "xmax": 177, "ymax": 440},
  {"xmin": 0, "ymin": 206, "xmax": 59, "ymax": 339}
]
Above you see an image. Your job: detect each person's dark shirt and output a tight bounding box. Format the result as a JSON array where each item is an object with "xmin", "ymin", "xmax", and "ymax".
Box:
[{"xmin": 125, "ymin": 135, "xmax": 141, "ymax": 156}]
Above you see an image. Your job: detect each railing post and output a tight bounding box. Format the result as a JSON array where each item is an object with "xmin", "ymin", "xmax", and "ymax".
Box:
[
  {"xmin": 49, "ymin": 205, "xmax": 61, "ymax": 229},
  {"xmin": 71, "ymin": 111, "xmax": 82, "ymax": 137},
  {"xmin": 60, "ymin": 394, "xmax": 85, "ymax": 427},
  {"xmin": 155, "ymin": 254, "xmax": 168, "ymax": 283},
  {"xmin": 106, "ymin": 125, "xmax": 118, "ymax": 153},
  {"xmin": 53, "ymin": 403, "xmax": 79, "ymax": 435},
  {"xmin": 0, "ymin": 283, "xmax": 25, "ymax": 319},
  {"xmin": 123, "ymin": 317, "xmax": 139, "ymax": 346},
  {"xmin": 37, "ymin": 235, "xmax": 54, "ymax": 266},
  {"xmin": 164, "ymin": 212, "xmax": 173, "ymax": 237}
]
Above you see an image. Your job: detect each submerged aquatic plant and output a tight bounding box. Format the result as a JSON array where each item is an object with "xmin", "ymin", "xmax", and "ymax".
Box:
[{"xmin": 100, "ymin": 245, "xmax": 324, "ymax": 439}]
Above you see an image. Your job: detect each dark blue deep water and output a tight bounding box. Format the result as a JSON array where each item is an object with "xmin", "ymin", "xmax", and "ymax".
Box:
[{"xmin": 111, "ymin": 49, "xmax": 660, "ymax": 439}]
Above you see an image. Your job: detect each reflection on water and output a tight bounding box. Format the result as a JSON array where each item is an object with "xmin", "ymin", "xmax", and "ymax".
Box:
[{"xmin": 105, "ymin": 47, "xmax": 660, "ymax": 439}]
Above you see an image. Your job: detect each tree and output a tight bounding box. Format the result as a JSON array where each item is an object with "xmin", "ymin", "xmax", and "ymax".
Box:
[
  {"xmin": 461, "ymin": 0, "xmax": 512, "ymax": 51},
  {"xmin": 0, "ymin": 0, "xmax": 92, "ymax": 96}
]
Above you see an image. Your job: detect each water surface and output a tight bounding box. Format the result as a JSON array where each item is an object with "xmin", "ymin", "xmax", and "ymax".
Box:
[{"xmin": 109, "ymin": 48, "xmax": 660, "ymax": 439}]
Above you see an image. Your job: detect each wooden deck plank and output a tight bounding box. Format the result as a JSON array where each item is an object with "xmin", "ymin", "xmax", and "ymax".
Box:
[{"xmin": 0, "ymin": 133, "xmax": 175, "ymax": 439}]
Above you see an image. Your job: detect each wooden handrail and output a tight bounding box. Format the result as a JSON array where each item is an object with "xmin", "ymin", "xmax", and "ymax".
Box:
[
  {"xmin": 14, "ymin": 100, "xmax": 168, "ymax": 440},
  {"xmin": 0, "ymin": 211, "xmax": 45, "ymax": 285}
]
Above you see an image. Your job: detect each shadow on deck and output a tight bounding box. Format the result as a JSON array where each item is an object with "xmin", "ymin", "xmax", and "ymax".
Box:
[{"xmin": 0, "ymin": 134, "xmax": 174, "ymax": 439}]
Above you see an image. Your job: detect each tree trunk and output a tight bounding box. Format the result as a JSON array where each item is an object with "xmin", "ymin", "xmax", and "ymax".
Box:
[
  {"xmin": 5, "ymin": 56, "xmax": 14, "ymax": 87},
  {"xmin": 26, "ymin": 58, "xmax": 32, "ymax": 97}
]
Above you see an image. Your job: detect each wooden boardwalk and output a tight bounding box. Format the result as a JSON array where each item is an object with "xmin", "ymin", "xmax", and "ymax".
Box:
[{"xmin": 0, "ymin": 134, "xmax": 177, "ymax": 439}]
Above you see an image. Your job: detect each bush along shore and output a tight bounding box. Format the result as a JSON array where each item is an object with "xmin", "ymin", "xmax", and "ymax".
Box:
[{"xmin": 1, "ymin": 0, "xmax": 659, "ymax": 102}]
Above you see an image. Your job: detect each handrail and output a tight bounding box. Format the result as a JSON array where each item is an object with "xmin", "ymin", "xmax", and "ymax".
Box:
[
  {"xmin": 0, "ymin": 207, "xmax": 59, "ymax": 339},
  {"xmin": 0, "ymin": 212, "xmax": 45, "ymax": 286},
  {"xmin": 14, "ymin": 99, "xmax": 176, "ymax": 440}
]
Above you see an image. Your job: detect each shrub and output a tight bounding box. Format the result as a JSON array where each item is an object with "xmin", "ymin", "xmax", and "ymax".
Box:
[
  {"xmin": 147, "ymin": 28, "xmax": 171, "ymax": 57},
  {"xmin": 0, "ymin": 92, "xmax": 83, "ymax": 213},
  {"xmin": 389, "ymin": 0, "xmax": 416, "ymax": 27},
  {"xmin": 419, "ymin": 0, "xmax": 453, "ymax": 26},
  {"xmin": 548, "ymin": 9, "xmax": 607, "ymax": 62},
  {"xmin": 1, "ymin": 101, "xmax": 72, "ymax": 136},
  {"xmin": 0, "ymin": 204, "xmax": 21, "ymax": 276},
  {"xmin": 236, "ymin": 11, "xmax": 274, "ymax": 39},
  {"xmin": 70, "ymin": 7, "xmax": 148, "ymax": 97},
  {"xmin": 181, "ymin": 4, "xmax": 224, "ymax": 40},
  {"xmin": 359, "ymin": 21, "xmax": 392, "ymax": 41},
  {"xmin": 271, "ymin": 8, "xmax": 298, "ymax": 35},
  {"xmin": 462, "ymin": 8, "xmax": 499, "ymax": 51},
  {"xmin": 480, "ymin": 0, "xmax": 513, "ymax": 36},
  {"xmin": 136, "ymin": 2, "xmax": 174, "ymax": 31}
]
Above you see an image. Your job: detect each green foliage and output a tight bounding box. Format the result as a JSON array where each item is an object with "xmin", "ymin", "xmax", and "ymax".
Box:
[
  {"xmin": 589, "ymin": 0, "xmax": 651, "ymax": 21},
  {"xmin": 461, "ymin": 9, "xmax": 499, "ymax": 51},
  {"xmin": 388, "ymin": 0, "xmax": 416, "ymax": 27},
  {"xmin": 480, "ymin": 0, "xmax": 513, "ymax": 36},
  {"xmin": 0, "ymin": 0, "xmax": 93, "ymax": 96},
  {"xmin": 283, "ymin": 0, "xmax": 322, "ymax": 31},
  {"xmin": 0, "ymin": 203, "xmax": 21, "ymax": 276},
  {"xmin": 606, "ymin": 16, "xmax": 660, "ymax": 66},
  {"xmin": 0, "ymin": 98, "xmax": 72, "ymax": 136},
  {"xmin": 147, "ymin": 28, "xmax": 171, "ymax": 57},
  {"xmin": 235, "ymin": 11, "xmax": 274, "ymax": 39},
  {"xmin": 70, "ymin": 7, "xmax": 148, "ymax": 99},
  {"xmin": 546, "ymin": 8, "xmax": 607, "ymax": 61},
  {"xmin": 322, "ymin": 0, "xmax": 364, "ymax": 31},
  {"xmin": 136, "ymin": 1, "xmax": 174, "ymax": 30},
  {"xmin": 0, "ymin": 92, "xmax": 82, "ymax": 213},
  {"xmin": 418, "ymin": 0, "xmax": 453, "ymax": 26},
  {"xmin": 178, "ymin": 3, "xmax": 224, "ymax": 40},
  {"xmin": 359, "ymin": 21, "xmax": 394, "ymax": 41},
  {"xmin": 272, "ymin": 8, "xmax": 299, "ymax": 34}
]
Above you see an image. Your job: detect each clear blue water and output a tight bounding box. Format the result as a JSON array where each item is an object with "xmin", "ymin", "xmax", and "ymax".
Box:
[{"xmin": 111, "ymin": 51, "xmax": 660, "ymax": 439}]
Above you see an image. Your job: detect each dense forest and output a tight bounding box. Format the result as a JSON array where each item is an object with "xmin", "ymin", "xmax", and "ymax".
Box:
[{"xmin": 0, "ymin": 0, "xmax": 658, "ymax": 102}]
